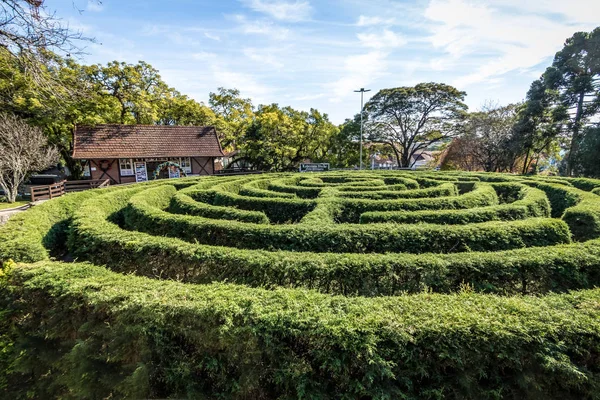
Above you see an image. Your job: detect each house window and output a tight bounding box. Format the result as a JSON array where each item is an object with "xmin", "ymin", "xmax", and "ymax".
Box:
[
  {"xmin": 179, "ymin": 157, "xmax": 192, "ymax": 174},
  {"xmin": 119, "ymin": 158, "xmax": 134, "ymax": 176},
  {"xmin": 82, "ymin": 161, "xmax": 91, "ymax": 178}
]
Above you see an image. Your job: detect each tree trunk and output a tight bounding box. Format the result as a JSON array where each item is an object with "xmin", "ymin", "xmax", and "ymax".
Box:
[
  {"xmin": 522, "ymin": 149, "xmax": 530, "ymax": 175},
  {"xmin": 566, "ymin": 90, "xmax": 586, "ymax": 176}
]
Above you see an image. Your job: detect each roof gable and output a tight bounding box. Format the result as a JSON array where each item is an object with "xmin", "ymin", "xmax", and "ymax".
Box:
[{"xmin": 72, "ymin": 124, "xmax": 224, "ymax": 159}]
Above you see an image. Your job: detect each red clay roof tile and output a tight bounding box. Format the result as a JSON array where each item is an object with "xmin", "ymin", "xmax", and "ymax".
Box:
[{"xmin": 72, "ymin": 124, "xmax": 224, "ymax": 159}]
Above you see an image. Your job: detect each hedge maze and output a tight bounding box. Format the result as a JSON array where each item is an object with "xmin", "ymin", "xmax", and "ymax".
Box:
[{"xmin": 2, "ymin": 171, "xmax": 600, "ymax": 398}]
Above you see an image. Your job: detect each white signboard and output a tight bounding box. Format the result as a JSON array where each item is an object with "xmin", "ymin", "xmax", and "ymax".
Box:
[
  {"xmin": 299, "ymin": 163, "xmax": 330, "ymax": 172},
  {"xmin": 135, "ymin": 162, "xmax": 148, "ymax": 182}
]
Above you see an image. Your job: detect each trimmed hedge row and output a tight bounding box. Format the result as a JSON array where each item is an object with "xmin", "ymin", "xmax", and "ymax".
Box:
[
  {"xmin": 63, "ymin": 182, "xmax": 600, "ymax": 296},
  {"xmin": 0, "ymin": 187, "xmax": 126, "ymax": 264},
  {"xmin": 360, "ymin": 185, "xmax": 550, "ymax": 224},
  {"xmin": 170, "ymin": 192, "xmax": 270, "ymax": 224},
  {"xmin": 267, "ymin": 177, "xmax": 323, "ymax": 198},
  {"xmin": 339, "ymin": 182, "xmax": 499, "ymax": 222},
  {"xmin": 524, "ymin": 181, "xmax": 600, "ymax": 241},
  {"xmin": 338, "ymin": 182, "xmax": 457, "ymax": 200},
  {"xmin": 212, "ymin": 189, "xmax": 316, "ymax": 223},
  {"xmin": 123, "ymin": 186, "xmax": 570, "ymax": 253},
  {"xmin": 3, "ymin": 261, "xmax": 600, "ymax": 399},
  {"xmin": 299, "ymin": 187, "xmax": 341, "ymax": 225}
]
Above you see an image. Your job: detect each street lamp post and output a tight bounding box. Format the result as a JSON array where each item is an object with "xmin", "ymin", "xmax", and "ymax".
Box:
[{"xmin": 354, "ymin": 88, "xmax": 371, "ymax": 170}]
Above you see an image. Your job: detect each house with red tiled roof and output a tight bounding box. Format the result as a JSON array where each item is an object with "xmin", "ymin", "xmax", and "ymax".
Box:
[{"xmin": 72, "ymin": 124, "xmax": 225, "ymax": 184}]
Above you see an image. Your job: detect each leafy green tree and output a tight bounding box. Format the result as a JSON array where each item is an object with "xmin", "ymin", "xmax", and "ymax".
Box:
[
  {"xmin": 571, "ymin": 126, "xmax": 600, "ymax": 177},
  {"xmin": 209, "ymin": 88, "xmax": 254, "ymax": 150},
  {"xmin": 156, "ymin": 90, "xmax": 216, "ymax": 126},
  {"xmin": 236, "ymin": 104, "xmax": 338, "ymax": 171},
  {"xmin": 325, "ymin": 118, "xmax": 361, "ymax": 168},
  {"xmin": 511, "ymin": 79, "xmax": 564, "ymax": 174},
  {"xmin": 541, "ymin": 27, "xmax": 600, "ymax": 175},
  {"xmin": 445, "ymin": 103, "xmax": 520, "ymax": 172},
  {"xmin": 83, "ymin": 61, "xmax": 171, "ymax": 124},
  {"xmin": 364, "ymin": 83, "xmax": 468, "ymax": 168}
]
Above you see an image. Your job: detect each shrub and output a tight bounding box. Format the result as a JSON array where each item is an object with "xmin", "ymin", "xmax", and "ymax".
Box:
[
  {"xmin": 2, "ymin": 261, "xmax": 600, "ymax": 399},
  {"xmin": 360, "ymin": 185, "xmax": 550, "ymax": 224},
  {"xmin": 339, "ymin": 182, "xmax": 499, "ymax": 223},
  {"xmin": 170, "ymin": 191, "xmax": 270, "ymax": 224},
  {"xmin": 3, "ymin": 170, "xmax": 600, "ymax": 400}
]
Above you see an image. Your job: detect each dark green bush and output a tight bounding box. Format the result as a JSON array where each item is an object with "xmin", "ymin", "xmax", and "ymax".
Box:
[
  {"xmin": 124, "ymin": 188, "xmax": 569, "ymax": 253},
  {"xmin": 213, "ymin": 190, "xmax": 315, "ymax": 223},
  {"xmin": 3, "ymin": 261, "xmax": 600, "ymax": 399},
  {"xmin": 62, "ymin": 185, "xmax": 600, "ymax": 296},
  {"xmin": 569, "ymin": 177, "xmax": 600, "ymax": 192},
  {"xmin": 338, "ymin": 182, "xmax": 457, "ymax": 200},
  {"xmin": 5, "ymin": 170, "xmax": 600, "ymax": 400},
  {"xmin": 360, "ymin": 185, "xmax": 550, "ymax": 224},
  {"xmin": 170, "ymin": 191, "xmax": 270, "ymax": 224},
  {"xmin": 339, "ymin": 183, "xmax": 499, "ymax": 223}
]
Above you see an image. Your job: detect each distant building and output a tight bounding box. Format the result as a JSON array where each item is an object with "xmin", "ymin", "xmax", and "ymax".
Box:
[
  {"xmin": 370, "ymin": 150, "xmax": 438, "ymax": 170},
  {"xmin": 72, "ymin": 124, "xmax": 224, "ymax": 184}
]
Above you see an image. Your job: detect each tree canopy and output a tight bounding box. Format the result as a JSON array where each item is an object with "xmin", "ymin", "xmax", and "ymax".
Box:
[{"xmin": 364, "ymin": 83, "xmax": 468, "ymax": 168}]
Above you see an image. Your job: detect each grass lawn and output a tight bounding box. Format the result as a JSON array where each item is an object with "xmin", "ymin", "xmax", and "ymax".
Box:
[{"xmin": 0, "ymin": 200, "xmax": 29, "ymax": 210}]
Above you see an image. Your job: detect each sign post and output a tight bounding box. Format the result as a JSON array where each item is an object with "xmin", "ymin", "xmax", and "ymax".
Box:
[
  {"xmin": 134, "ymin": 161, "xmax": 148, "ymax": 182},
  {"xmin": 299, "ymin": 163, "xmax": 330, "ymax": 172}
]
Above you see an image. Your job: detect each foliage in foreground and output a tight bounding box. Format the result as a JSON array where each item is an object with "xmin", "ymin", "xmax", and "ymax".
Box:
[{"xmin": 1, "ymin": 261, "xmax": 600, "ymax": 399}]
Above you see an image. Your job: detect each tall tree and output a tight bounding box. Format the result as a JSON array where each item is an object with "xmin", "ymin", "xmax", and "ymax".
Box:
[
  {"xmin": 84, "ymin": 61, "xmax": 171, "ymax": 124},
  {"xmin": 543, "ymin": 27, "xmax": 600, "ymax": 175},
  {"xmin": 236, "ymin": 104, "xmax": 338, "ymax": 171},
  {"xmin": 442, "ymin": 103, "xmax": 519, "ymax": 172},
  {"xmin": 511, "ymin": 79, "xmax": 564, "ymax": 174},
  {"xmin": 0, "ymin": 113, "xmax": 58, "ymax": 202},
  {"xmin": 0, "ymin": 0, "xmax": 97, "ymax": 94},
  {"xmin": 364, "ymin": 83, "xmax": 468, "ymax": 168},
  {"xmin": 209, "ymin": 87, "xmax": 254, "ymax": 150}
]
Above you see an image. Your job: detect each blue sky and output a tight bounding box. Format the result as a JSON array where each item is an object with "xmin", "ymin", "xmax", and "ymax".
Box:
[{"xmin": 54, "ymin": 0, "xmax": 599, "ymax": 123}]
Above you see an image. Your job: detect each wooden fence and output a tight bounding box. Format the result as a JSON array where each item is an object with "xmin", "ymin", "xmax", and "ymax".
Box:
[{"xmin": 30, "ymin": 179, "xmax": 110, "ymax": 202}]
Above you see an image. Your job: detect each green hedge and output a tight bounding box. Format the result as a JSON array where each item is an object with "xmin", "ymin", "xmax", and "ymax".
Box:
[
  {"xmin": 267, "ymin": 177, "xmax": 323, "ymax": 198},
  {"xmin": 594, "ymin": 187, "xmax": 600, "ymax": 196},
  {"xmin": 0, "ymin": 188, "xmax": 117, "ymax": 264},
  {"xmin": 360, "ymin": 185, "xmax": 550, "ymax": 224},
  {"xmin": 338, "ymin": 182, "xmax": 457, "ymax": 200},
  {"xmin": 569, "ymin": 177, "xmax": 600, "ymax": 191},
  {"xmin": 339, "ymin": 183, "xmax": 499, "ymax": 223},
  {"xmin": 212, "ymin": 190, "xmax": 316, "ymax": 223},
  {"xmin": 3, "ymin": 261, "xmax": 599, "ymax": 399},
  {"xmin": 299, "ymin": 187, "xmax": 341, "ymax": 225},
  {"xmin": 523, "ymin": 182, "xmax": 600, "ymax": 240},
  {"xmin": 63, "ymin": 183, "xmax": 600, "ymax": 296},
  {"xmin": 563, "ymin": 192, "xmax": 600, "ymax": 241},
  {"xmin": 169, "ymin": 191, "xmax": 270, "ymax": 224},
  {"xmin": 124, "ymin": 187, "xmax": 570, "ymax": 253}
]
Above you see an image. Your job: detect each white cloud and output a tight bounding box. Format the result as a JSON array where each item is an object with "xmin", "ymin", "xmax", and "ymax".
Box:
[
  {"xmin": 212, "ymin": 67, "xmax": 273, "ymax": 104},
  {"xmin": 241, "ymin": 0, "xmax": 312, "ymax": 22},
  {"xmin": 356, "ymin": 15, "xmax": 395, "ymax": 27},
  {"xmin": 243, "ymin": 48, "xmax": 284, "ymax": 68},
  {"xmin": 294, "ymin": 93, "xmax": 325, "ymax": 101},
  {"xmin": 326, "ymin": 51, "xmax": 389, "ymax": 102},
  {"xmin": 423, "ymin": 0, "xmax": 599, "ymax": 88},
  {"xmin": 357, "ymin": 29, "xmax": 406, "ymax": 49},
  {"xmin": 204, "ymin": 32, "xmax": 221, "ymax": 41},
  {"xmin": 192, "ymin": 51, "xmax": 218, "ymax": 60},
  {"xmin": 87, "ymin": 1, "xmax": 103, "ymax": 12},
  {"xmin": 231, "ymin": 14, "xmax": 290, "ymax": 38}
]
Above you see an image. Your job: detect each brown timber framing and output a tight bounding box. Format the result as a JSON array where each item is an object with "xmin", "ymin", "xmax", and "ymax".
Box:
[{"xmin": 72, "ymin": 125, "xmax": 225, "ymax": 183}]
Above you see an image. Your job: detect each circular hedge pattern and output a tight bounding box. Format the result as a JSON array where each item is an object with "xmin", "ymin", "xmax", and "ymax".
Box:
[{"xmin": 1, "ymin": 171, "xmax": 600, "ymax": 399}]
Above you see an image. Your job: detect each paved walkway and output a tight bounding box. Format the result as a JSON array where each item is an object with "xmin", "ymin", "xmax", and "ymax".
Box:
[{"xmin": 0, "ymin": 203, "xmax": 32, "ymax": 225}]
